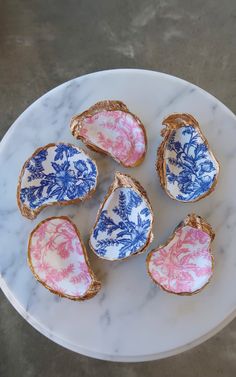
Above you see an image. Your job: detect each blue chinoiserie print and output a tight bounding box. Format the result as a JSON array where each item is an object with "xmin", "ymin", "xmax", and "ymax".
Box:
[
  {"xmin": 20, "ymin": 144, "xmax": 97, "ymax": 209},
  {"xmin": 165, "ymin": 125, "xmax": 218, "ymax": 201},
  {"xmin": 90, "ymin": 188, "xmax": 152, "ymax": 260}
]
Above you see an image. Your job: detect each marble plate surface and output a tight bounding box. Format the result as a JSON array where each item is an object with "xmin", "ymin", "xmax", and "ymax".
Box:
[{"xmin": 0, "ymin": 69, "xmax": 236, "ymax": 362}]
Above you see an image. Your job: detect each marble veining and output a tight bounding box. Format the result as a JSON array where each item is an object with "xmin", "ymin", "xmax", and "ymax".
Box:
[{"xmin": 0, "ymin": 70, "xmax": 236, "ymax": 361}]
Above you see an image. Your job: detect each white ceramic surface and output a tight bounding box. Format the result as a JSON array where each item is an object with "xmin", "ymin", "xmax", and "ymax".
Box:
[{"xmin": 0, "ymin": 69, "xmax": 236, "ymax": 362}]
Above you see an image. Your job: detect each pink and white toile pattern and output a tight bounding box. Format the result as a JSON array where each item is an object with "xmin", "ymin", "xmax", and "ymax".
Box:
[
  {"xmin": 29, "ymin": 217, "xmax": 93, "ymax": 298},
  {"xmin": 148, "ymin": 225, "xmax": 213, "ymax": 294},
  {"xmin": 79, "ymin": 110, "xmax": 146, "ymax": 166}
]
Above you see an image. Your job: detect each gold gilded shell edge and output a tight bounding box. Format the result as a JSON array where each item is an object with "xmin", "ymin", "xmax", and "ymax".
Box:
[
  {"xmin": 156, "ymin": 113, "xmax": 220, "ymax": 203},
  {"xmin": 17, "ymin": 143, "xmax": 99, "ymax": 220},
  {"xmin": 70, "ymin": 100, "xmax": 148, "ymax": 168},
  {"xmin": 89, "ymin": 171, "xmax": 154, "ymax": 262},
  {"xmin": 146, "ymin": 213, "xmax": 215, "ymax": 296},
  {"xmin": 27, "ymin": 215, "xmax": 101, "ymax": 301}
]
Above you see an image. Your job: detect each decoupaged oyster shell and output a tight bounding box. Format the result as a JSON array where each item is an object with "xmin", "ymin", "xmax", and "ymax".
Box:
[
  {"xmin": 157, "ymin": 113, "xmax": 219, "ymax": 202},
  {"xmin": 28, "ymin": 216, "xmax": 101, "ymax": 300},
  {"xmin": 70, "ymin": 100, "xmax": 147, "ymax": 167},
  {"xmin": 17, "ymin": 143, "xmax": 98, "ymax": 219},
  {"xmin": 147, "ymin": 214, "xmax": 214, "ymax": 295},
  {"xmin": 90, "ymin": 172, "xmax": 153, "ymax": 261}
]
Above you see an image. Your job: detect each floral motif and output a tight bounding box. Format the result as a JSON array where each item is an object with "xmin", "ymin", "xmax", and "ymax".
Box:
[
  {"xmin": 164, "ymin": 125, "xmax": 218, "ymax": 201},
  {"xmin": 19, "ymin": 144, "xmax": 97, "ymax": 212},
  {"xmin": 29, "ymin": 217, "xmax": 93, "ymax": 298},
  {"xmin": 90, "ymin": 188, "xmax": 152, "ymax": 260},
  {"xmin": 74, "ymin": 109, "xmax": 146, "ymax": 166},
  {"xmin": 148, "ymin": 226, "xmax": 213, "ymax": 294}
]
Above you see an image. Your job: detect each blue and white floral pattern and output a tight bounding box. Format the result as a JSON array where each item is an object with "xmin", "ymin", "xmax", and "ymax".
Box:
[
  {"xmin": 90, "ymin": 187, "xmax": 152, "ymax": 260},
  {"xmin": 19, "ymin": 144, "xmax": 97, "ymax": 210},
  {"xmin": 164, "ymin": 125, "xmax": 218, "ymax": 201}
]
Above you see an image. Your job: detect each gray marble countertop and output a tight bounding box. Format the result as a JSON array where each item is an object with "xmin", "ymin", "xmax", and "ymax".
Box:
[{"xmin": 0, "ymin": 0, "xmax": 235, "ymax": 375}]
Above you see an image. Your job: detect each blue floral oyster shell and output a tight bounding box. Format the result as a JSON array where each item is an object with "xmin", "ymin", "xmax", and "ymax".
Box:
[
  {"xmin": 157, "ymin": 114, "xmax": 219, "ymax": 202},
  {"xmin": 90, "ymin": 172, "xmax": 153, "ymax": 260},
  {"xmin": 17, "ymin": 143, "xmax": 98, "ymax": 219}
]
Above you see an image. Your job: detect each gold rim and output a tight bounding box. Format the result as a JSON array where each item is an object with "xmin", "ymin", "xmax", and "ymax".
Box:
[
  {"xmin": 146, "ymin": 213, "xmax": 215, "ymax": 296},
  {"xmin": 89, "ymin": 171, "xmax": 154, "ymax": 261},
  {"xmin": 17, "ymin": 143, "xmax": 99, "ymax": 220},
  {"xmin": 28, "ymin": 216, "xmax": 101, "ymax": 301},
  {"xmin": 70, "ymin": 100, "xmax": 148, "ymax": 168},
  {"xmin": 156, "ymin": 113, "xmax": 220, "ymax": 203}
]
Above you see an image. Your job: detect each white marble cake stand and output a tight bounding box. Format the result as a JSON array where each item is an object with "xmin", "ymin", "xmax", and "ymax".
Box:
[{"xmin": 1, "ymin": 69, "xmax": 236, "ymax": 362}]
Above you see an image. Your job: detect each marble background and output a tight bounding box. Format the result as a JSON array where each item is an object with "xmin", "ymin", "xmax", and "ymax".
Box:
[{"xmin": 1, "ymin": 0, "xmax": 236, "ymax": 376}]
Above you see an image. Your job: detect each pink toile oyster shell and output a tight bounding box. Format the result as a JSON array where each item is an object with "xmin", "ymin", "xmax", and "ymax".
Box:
[
  {"xmin": 70, "ymin": 100, "xmax": 147, "ymax": 167},
  {"xmin": 146, "ymin": 214, "xmax": 215, "ymax": 295},
  {"xmin": 28, "ymin": 216, "xmax": 101, "ymax": 301}
]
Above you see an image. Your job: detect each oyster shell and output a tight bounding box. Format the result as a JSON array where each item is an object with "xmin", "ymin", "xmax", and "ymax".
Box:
[
  {"xmin": 147, "ymin": 214, "xmax": 214, "ymax": 295},
  {"xmin": 17, "ymin": 143, "xmax": 98, "ymax": 219},
  {"xmin": 70, "ymin": 100, "xmax": 147, "ymax": 167},
  {"xmin": 28, "ymin": 216, "xmax": 101, "ymax": 300},
  {"xmin": 157, "ymin": 113, "xmax": 219, "ymax": 202},
  {"xmin": 90, "ymin": 172, "xmax": 153, "ymax": 261}
]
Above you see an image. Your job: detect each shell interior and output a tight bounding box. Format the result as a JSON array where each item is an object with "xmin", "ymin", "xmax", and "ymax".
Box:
[
  {"xmin": 18, "ymin": 143, "xmax": 98, "ymax": 218},
  {"xmin": 147, "ymin": 217, "xmax": 214, "ymax": 295},
  {"xmin": 71, "ymin": 101, "xmax": 146, "ymax": 167},
  {"xmin": 28, "ymin": 217, "xmax": 100, "ymax": 300},
  {"xmin": 158, "ymin": 114, "xmax": 220, "ymax": 202},
  {"xmin": 90, "ymin": 174, "xmax": 153, "ymax": 260}
]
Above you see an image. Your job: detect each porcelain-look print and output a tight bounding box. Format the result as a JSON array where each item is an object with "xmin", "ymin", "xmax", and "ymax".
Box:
[
  {"xmin": 165, "ymin": 126, "xmax": 217, "ymax": 201},
  {"xmin": 147, "ymin": 225, "xmax": 213, "ymax": 294},
  {"xmin": 70, "ymin": 101, "xmax": 147, "ymax": 167},
  {"xmin": 90, "ymin": 188, "xmax": 152, "ymax": 260},
  {"xmin": 18, "ymin": 143, "xmax": 98, "ymax": 219},
  {"xmin": 28, "ymin": 217, "xmax": 101, "ymax": 300},
  {"xmin": 157, "ymin": 113, "xmax": 219, "ymax": 202},
  {"xmin": 90, "ymin": 172, "xmax": 153, "ymax": 261},
  {"xmin": 79, "ymin": 110, "xmax": 145, "ymax": 166}
]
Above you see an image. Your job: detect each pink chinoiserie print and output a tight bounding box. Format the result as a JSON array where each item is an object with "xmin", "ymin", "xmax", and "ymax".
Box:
[
  {"xmin": 148, "ymin": 226, "xmax": 213, "ymax": 294},
  {"xmin": 80, "ymin": 110, "xmax": 146, "ymax": 166},
  {"xmin": 29, "ymin": 218, "xmax": 93, "ymax": 298}
]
